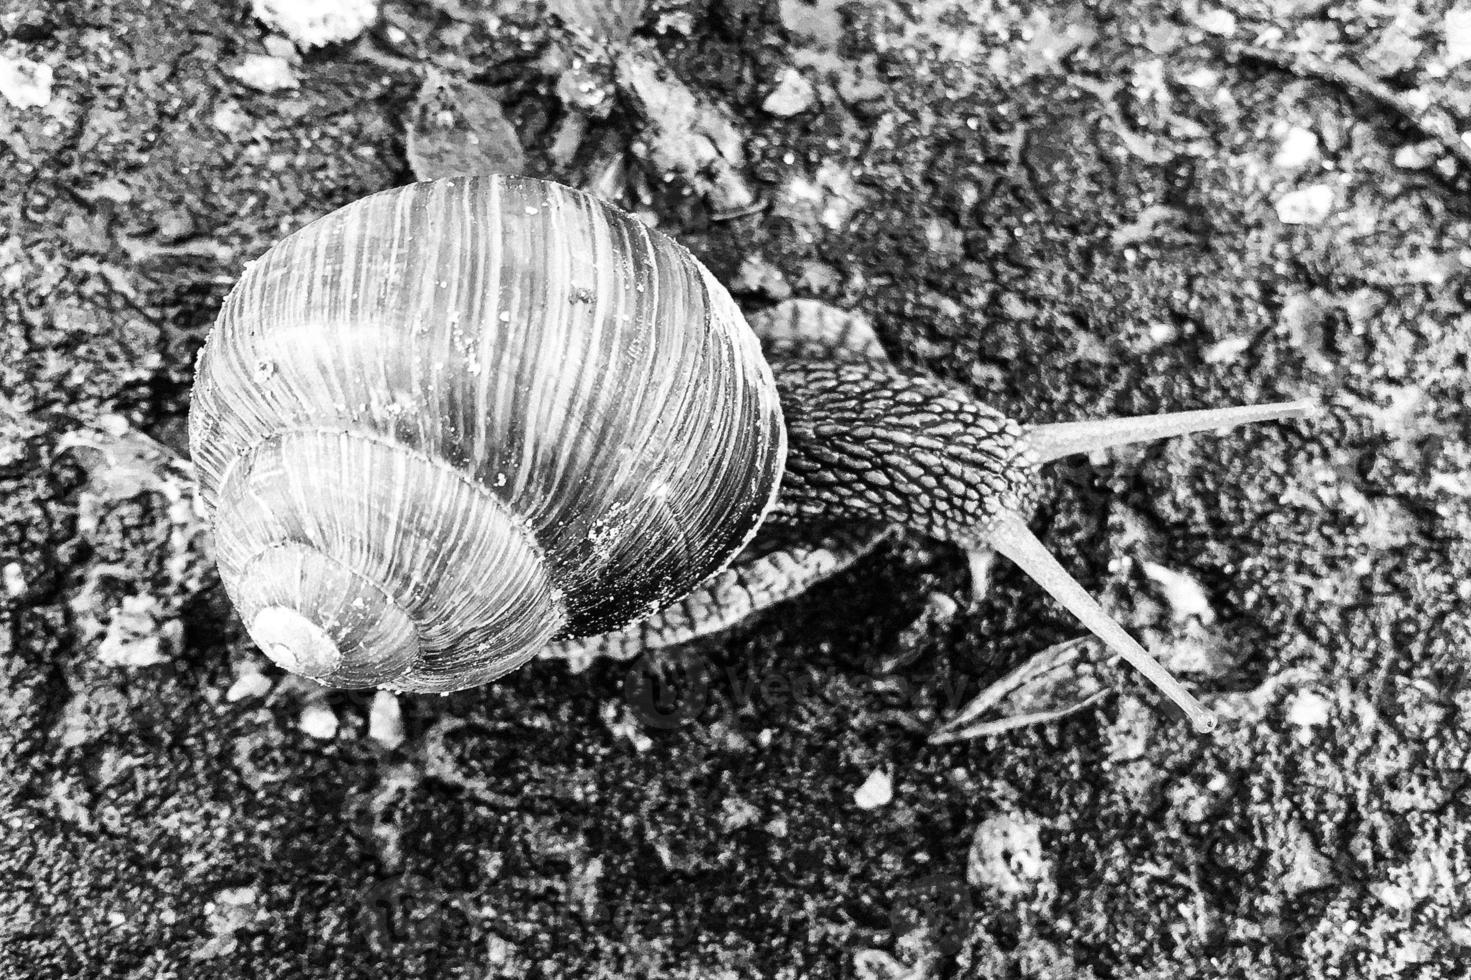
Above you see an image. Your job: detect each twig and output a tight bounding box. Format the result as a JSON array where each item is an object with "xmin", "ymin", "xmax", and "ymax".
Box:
[
  {"xmin": 1228, "ymin": 43, "xmax": 1471, "ymax": 170},
  {"xmin": 710, "ymin": 197, "xmax": 769, "ymax": 222},
  {"xmin": 929, "ymin": 637, "xmax": 1111, "ymax": 743}
]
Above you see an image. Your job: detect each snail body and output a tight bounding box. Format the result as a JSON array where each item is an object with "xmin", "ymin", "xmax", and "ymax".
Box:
[{"xmin": 191, "ymin": 175, "xmax": 1312, "ymax": 728}]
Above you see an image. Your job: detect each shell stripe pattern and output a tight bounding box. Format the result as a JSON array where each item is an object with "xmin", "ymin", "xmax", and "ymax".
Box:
[{"xmin": 189, "ymin": 176, "xmax": 786, "ymax": 691}]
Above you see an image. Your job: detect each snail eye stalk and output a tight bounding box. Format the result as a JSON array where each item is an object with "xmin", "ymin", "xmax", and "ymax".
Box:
[
  {"xmin": 974, "ymin": 397, "xmax": 1316, "ymax": 732},
  {"xmin": 1024, "ymin": 399, "xmax": 1316, "ymax": 463},
  {"xmin": 982, "ymin": 512, "xmax": 1216, "ymax": 733}
]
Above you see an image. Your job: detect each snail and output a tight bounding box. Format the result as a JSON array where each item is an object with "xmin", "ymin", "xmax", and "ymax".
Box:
[{"xmin": 189, "ymin": 175, "xmax": 1312, "ymax": 732}]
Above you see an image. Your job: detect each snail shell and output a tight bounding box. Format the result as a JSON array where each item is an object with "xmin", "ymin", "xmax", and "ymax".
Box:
[{"xmin": 189, "ymin": 176, "xmax": 785, "ymax": 692}]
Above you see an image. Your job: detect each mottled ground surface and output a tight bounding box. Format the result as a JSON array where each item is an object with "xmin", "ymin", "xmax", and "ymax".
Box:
[{"xmin": 3, "ymin": 0, "xmax": 1470, "ymax": 977}]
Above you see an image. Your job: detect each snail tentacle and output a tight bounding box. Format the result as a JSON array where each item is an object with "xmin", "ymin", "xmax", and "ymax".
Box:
[
  {"xmin": 980, "ymin": 512, "xmax": 1216, "ymax": 733},
  {"xmin": 1025, "ymin": 399, "xmax": 1317, "ymax": 462}
]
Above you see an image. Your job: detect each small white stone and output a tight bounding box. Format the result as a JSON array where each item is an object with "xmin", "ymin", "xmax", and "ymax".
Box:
[
  {"xmin": 719, "ymin": 797, "xmax": 761, "ymax": 831},
  {"xmin": 1285, "ymin": 689, "xmax": 1331, "ymax": 728},
  {"xmin": 1204, "ymin": 335, "xmax": 1251, "ymax": 364},
  {"xmin": 763, "ymin": 68, "xmax": 815, "ymax": 117},
  {"xmin": 1281, "ymin": 827, "xmax": 1335, "ymax": 895},
  {"xmin": 225, "ymin": 671, "xmax": 272, "ymax": 702},
  {"xmin": 212, "ymin": 103, "xmax": 250, "ymax": 134},
  {"xmin": 216, "ymin": 886, "xmax": 257, "ymax": 906},
  {"xmin": 368, "ymin": 690, "xmax": 404, "ymax": 749},
  {"xmin": 967, "ymin": 812, "xmax": 1050, "ymax": 894},
  {"xmin": 1275, "ymin": 184, "xmax": 1334, "ymax": 225},
  {"xmin": 1371, "ymin": 881, "xmax": 1413, "ymax": 911},
  {"xmin": 1394, "ymin": 142, "xmax": 1435, "ymax": 169},
  {"xmin": 2, "ymin": 562, "xmax": 23, "ymax": 598},
  {"xmin": 97, "ymin": 595, "xmax": 177, "ymax": 667},
  {"xmin": 299, "ymin": 704, "xmax": 339, "ymax": 740},
  {"xmin": 0, "ymin": 55, "xmax": 53, "ymax": 109},
  {"xmin": 1446, "ymin": 5, "xmax": 1471, "ymax": 67},
  {"xmin": 263, "ymin": 35, "xmax": 298, "ymax": 60},
  {"xmin": 1177, "ymin": 67, "xmax": 1219, "ymax": 89},
  {"xmin": 232, "ymin": 54, "xmax": 298, "ymax": 92},
  {"xmin": 1195, "ymin": 9, "xmax": 1236, "ymax": 35},
  {"xmin": 1142, "ymin": 562, "xmax": 1216, "ymax": 623},
  {"xmin": 1273, "ymin": 127, "xmax": 1319, "ymax": 169},
  {"xmin": 853, "ymin": 769, "xmax": 892, "ymax": 809},
  {"xmin": 252, "ymin": 0, "xmax": 377, "ymax": 48},
  {"xmin": 1429, "ymin": 471, "xmax": 1469, "ymax": 495}
]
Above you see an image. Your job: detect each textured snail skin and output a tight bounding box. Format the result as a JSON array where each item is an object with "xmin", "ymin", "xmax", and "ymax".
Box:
[
  {"xmin": 544, "ymin": 525, "xmax": 892, "ymax": 666},
  {"xmin": 771, "ymin": 361, "xmax": 1039, "ymax": 538},
  {"xmin": 190, "ymin": 176, "xmax": 784, "ymax": 693}
]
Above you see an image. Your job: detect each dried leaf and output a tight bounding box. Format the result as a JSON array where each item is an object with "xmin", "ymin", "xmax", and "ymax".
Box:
[{"xmin": 406, "ymin": 73, "xmax": 526, "ymax": 181}]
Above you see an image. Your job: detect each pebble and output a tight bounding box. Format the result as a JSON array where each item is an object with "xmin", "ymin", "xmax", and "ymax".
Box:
[
  {"xmin": 2, "ymin": 562, "xmax": 23, "ymax": 598},
  {"xmin": 156, "ymin": 210, "xmax": 196, "ymax": 244},
  {"xmin": 0, "ymin": 54, "xmax": 52, "ymax": 109},
  {"xmin": 719, "ymin": 797, "xmax": 761, "ymax": 830},
  {"xmin": 368, "ymin": 690, "xmax": 404, "ymax": 748},
  {"xmin": 299, "ymin": 705, "xmax": 339, "ymax": 740},
  {"xmin": 1275, "ymin": 185, "xmax": 1334, "ymax": 225},
  {"xmin": 1285, "ymin": 689, "xmax": 1331, "ymax": 728},
  {"xmin": 212, "ymin": 103, "xmax": 250, "ymax": 135},
  {"xmin": 853, "ymin": 769, "xmax": 892, "ymax": 809},
  {"xmin": 1446, "ymin": 5, "xmax": 1471, "ymax": 67},
  {"xmin": 1272, "ymin": 126, "xmax": 1319, "ymax": 169},
  {"xmin": 1372, "ymin": 881, "xmax": 1413, "ymax": 911},
  {"xmin": 1203, "ymin": 334, "xmax": 1251, "ymax": 364},
  {"xmin": 1141, "ymin": 561, "xmax": 1215, "ymax": 623},
  {"xmin": 216, "ymin": 886, "xmax": 257, "ymax": 907},
  {"xmin": 225, "ymin": 671, "xmax": 272, "ymax": 702},
  {"xmin": 763, "ymin": 68, "xmax": 815, "ymax": 116},
  {"xmin": 1194, "ymin": 9, "xmax": 1236, "ymax": 35},
  {"xmin": 232, "ymin": 54, "xmax": 298, "ymax": 92},
  {"xmin": 263, "ymin": 35, "xmax": 298, "ymax": 60},
  {"xmin": 967, "ymin": 812, "xmax": 1049, "ymax": 894},
  {"xmin": 252, "ymin": 0, "xmax": 377, "ymax": 48},
  {"xmin": 97, "ymin": 595, "xmax": 179, "ymax": 667},
  {"xmin": 1281, "ymin": 825, "xmax": 1336, "ymax": 895}
]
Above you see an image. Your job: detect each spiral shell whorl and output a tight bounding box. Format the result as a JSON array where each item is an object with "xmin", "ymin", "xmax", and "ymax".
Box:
[
  {"xmin": 190, "ymin": 176, "xmax": 785, "ymax": 691},
  {"xmin": 210, "ymin": 430, "xmax": 563, "ymax": 691}
]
